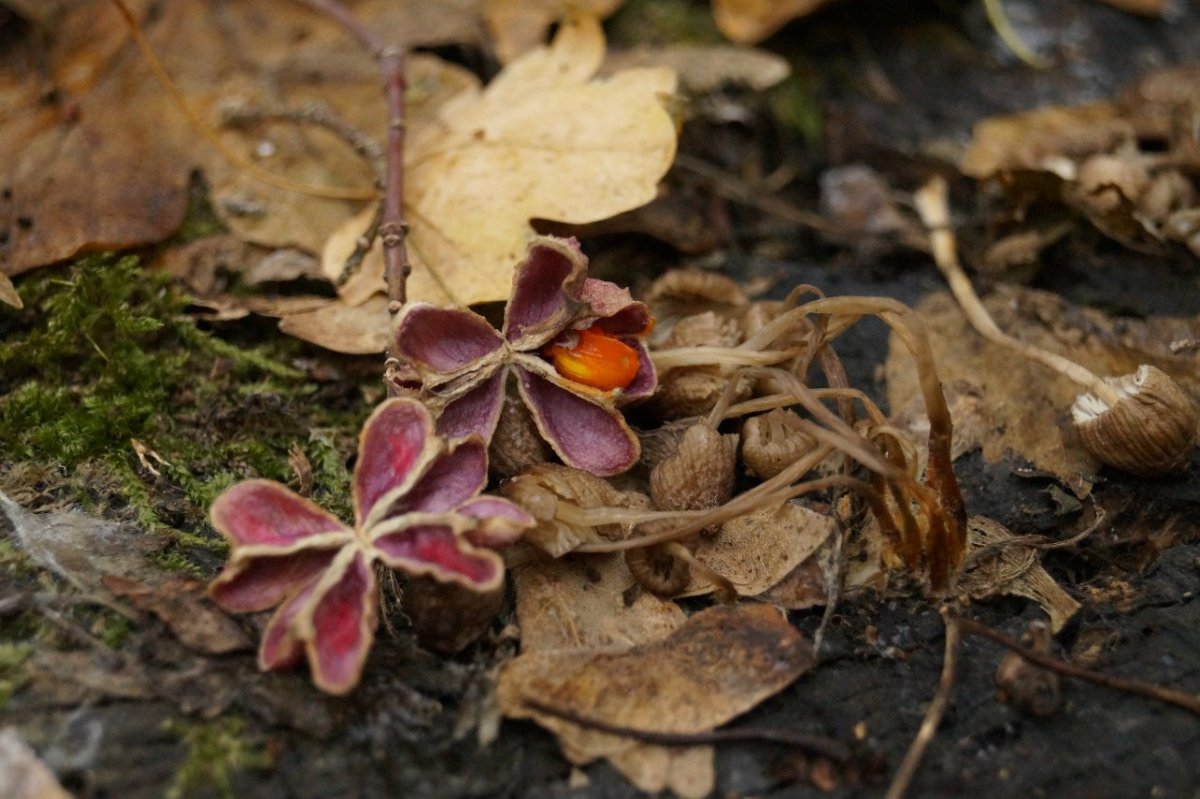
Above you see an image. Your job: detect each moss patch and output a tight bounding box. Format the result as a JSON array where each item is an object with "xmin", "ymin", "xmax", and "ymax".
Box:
[
  {"xmin": 165, "ymin": 716, "xmax": 271, "ymax": 799},
  {"xmin": 0, "ymin": 254, "xmax": 369, "ymax": 573}
]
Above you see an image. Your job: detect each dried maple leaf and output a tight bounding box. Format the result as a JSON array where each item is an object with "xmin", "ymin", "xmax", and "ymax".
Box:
[
  {"xmin": 323, "ymin": 14, "xmax": 678, "ymax": 311},
  {"xmin": 0, "ymin": 0, "xmax": 480, "ymax": 279}
]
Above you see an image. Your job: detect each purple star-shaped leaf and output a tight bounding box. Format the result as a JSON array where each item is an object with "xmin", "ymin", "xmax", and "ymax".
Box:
[
  {"xmin": 393, "ymin": 236, "xmax": 657, "ymax": 476},
  {"xmin": 208, "ymin": 398, "xmax": 533, "ymax": 694}
]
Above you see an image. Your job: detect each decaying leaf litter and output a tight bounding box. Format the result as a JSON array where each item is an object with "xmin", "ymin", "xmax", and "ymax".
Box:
[{"xmin": 2, "ymin": 1, "xmax": 1199, "ymax": 798}]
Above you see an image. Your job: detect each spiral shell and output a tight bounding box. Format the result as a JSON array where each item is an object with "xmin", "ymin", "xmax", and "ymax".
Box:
[{"xmin": 1071, "ymin": 364, "xmax": 1198, "ymax": 477}]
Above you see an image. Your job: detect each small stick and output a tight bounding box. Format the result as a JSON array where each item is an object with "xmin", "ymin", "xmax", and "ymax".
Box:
[
  {"xmin": 522, "ymin": 698, "xmax": 853, "ymax": 763},
  {"xmin": 294, "ymin": 0, "xmax": 413, "ymax": 373},
  {"xmin": 884, "ymin": 606, "xmax": 961, "ymax": 799},
  {"xmin": 220, "ymin": 101, "xmax": 385, "ymax": 178},
  {"xmin": 954, "ymin": 615, "xmax": 1200, "ymax": 718}
]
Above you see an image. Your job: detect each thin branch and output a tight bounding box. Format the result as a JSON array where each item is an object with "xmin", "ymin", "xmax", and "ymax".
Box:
[
  {"xmin": 954, "ymin": 615, "xmax": 1200, "ymax": 718},
  {"xmin": 221, "ymin": 100, "xmax": 385, "ymax": 178},
  {"xmin": 885, "ymin": 607, "xmax": 961, "ymax": 799},
  {"xmin": 294, "ymin": 0, "xmax": 413, "ymax": 368},
  {"xmin": 522, "ymin": 698, "xmax": 853, "ymax": 764}
]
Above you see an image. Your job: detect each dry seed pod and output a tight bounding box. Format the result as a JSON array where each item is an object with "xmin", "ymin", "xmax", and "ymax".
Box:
[
  {"xmin": 649, "ymin": 422, "xmax": 738, "ymax": 516},
  {"xmin": 663, "ymin": 311, "xmax": 744, "ymax": 348},
  {"xmin": 1075, "ymin": 153, "xmax": 1151, "ymax": 217},
  {"xmin": 1137, "ymin": 170, "xmax": 1194, "ymax": 222},
  {"xmin": 626, "ymin": 541, "xmax": 692, "ymax": 597},
  {"xmin": 645, "ymin": 268, "xmax": 748, "ymax": 319},
  {"xmin": 1071, "ymin": 365, "xmax": 1198, "ymax": 477},
  {"xmin": 489, "ymin": 392, "xmax": 554, "ymax": 479},
  {"xmin": 994, "ymin": 622, "xmax": 1061, "ymax": 717},
  {"xmin": 741, "ymin": 408, "xmax": 818, "ymax": 479},
  {"xmin": 401, "ymin": 576, "xmax": 506, "ymax": 654},
  {"xmin": 653, "ymin": 368, "xmax": 751, "ymax": 419},
  {"xmin": 502, "ymin": 464, "xmax": 634, "ymax": 556}
]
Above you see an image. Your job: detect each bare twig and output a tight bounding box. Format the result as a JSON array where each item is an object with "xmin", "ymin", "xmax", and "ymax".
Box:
[
  {"xmin": 220, "ymin": 100, "xmax": 385, "ymax": 178},
  {"xmin": 522, "ymin": 698, "xmax": 853, "ymax": 763},
  {"xmin": 954, "ymin": 615, "xmax": 1200, "ymax": 718},
  {"xmin": 294, "ymin": 0, "xmax": 413, "ymax": 377},
  {"xmin": 885, "ymin": 607, "xmax": 961, "ymax": 799}
]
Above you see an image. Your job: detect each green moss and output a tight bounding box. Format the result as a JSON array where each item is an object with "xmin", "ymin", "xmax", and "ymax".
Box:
[
  {"xmin": 0, "ymin": 642, "xmax": 32, "ymax": 706},
  {"xmin": 165, "ymin": 716, "xmax": 270, "ymax": 799},
  {"xmin": 769, "ymin": 71, "xmax": 824, "ymax": 149},
  {"xmin": 0, "ymin": 253, "xmax": 366, "ymax": 575},
  {"xmin": 608, "ymin": 0, "xmax": 723, "ymax": 46},
  {"xmin": 95, "ymin": 613, "xmax": 134, "ymax": 649}
]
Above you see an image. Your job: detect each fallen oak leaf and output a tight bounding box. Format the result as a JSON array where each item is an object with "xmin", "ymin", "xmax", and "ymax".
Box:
[
  {"xmin": 483, "ymin": 0, "xmax": 625, "ymax": 64},
  {"xmin": 712, "ymin": 0, "xmax": 833, "ymax": 44}
]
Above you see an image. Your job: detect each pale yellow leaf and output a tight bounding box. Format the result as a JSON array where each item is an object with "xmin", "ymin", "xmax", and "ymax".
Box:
[
  {"xmin": 328, "ymin": 15, "xmax": 678, "ymax": 308},
  {"xmin": 0, "ymin": 272, "xmax": 22, "ymax": 309}
]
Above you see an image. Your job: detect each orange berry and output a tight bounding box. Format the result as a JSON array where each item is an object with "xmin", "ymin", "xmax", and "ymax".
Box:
[{"xmin": 544, "ymin": 328, "xmax": 641, "ymax": 391}]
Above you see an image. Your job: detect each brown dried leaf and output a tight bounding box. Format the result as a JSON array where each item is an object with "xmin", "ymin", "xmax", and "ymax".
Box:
[
  {"xmin": 275, "ymin": 294, "xmax": 390, "ymax": 354},
  {"xmin": 513, "ymin": 553, "xmax": 686, "ymax": 652},
  {"xmin": 0, "ymin": 273, "xmax": 21, "ymax": 309},
  {"xmin": 498, "ymin": 604, "xmax": 814, "ymax": 799},
  {"xmin": 959, "ymin": 103, "xmax": 1132, "ymax": 180},
  {"xmin": 885, "ymin": 287, "xmax": 1200, "ymax": 493},
  {"xmin": 0, "ymin": 0, "xmax": 482, "ymax": 278},
  {"xmin": 960, "ymin": 516, "xmax": 1080, "ymax": 633},
  {"xmin": 102, "ymin": 575, "xmax": 252, "ymax": 655},
  {"xmin": 682, "ymin": 502, "xmax": 835, "ymax": 598},
  {"xmin": 711, "ymin": 0, "xmax": 833, "ymax": 44}
]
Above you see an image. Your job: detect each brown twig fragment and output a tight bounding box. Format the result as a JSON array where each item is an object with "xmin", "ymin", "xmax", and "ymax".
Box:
[
  {"xmin": 954, "ymin": 615, "xmax": 1200, "ymax": 718},
  {"xmin": 884, "ymin": 606, "xmax": 961, "ymax": 799},
  {"xmin": 294, "ymin": 0, "xmax": 412, "ymax": 327},
  {"xmin": 522, "ymin": 698, "xmax": 854, "ymax": 763}
]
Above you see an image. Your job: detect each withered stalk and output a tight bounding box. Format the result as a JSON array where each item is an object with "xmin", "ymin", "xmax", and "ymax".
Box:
[
  {"xmin": 296, "ymin": 0, "xmax": 413, "ymax": 339},
  {"xmin": 885, "ymin": 607, "xmax": 962, "ymax": 799}
]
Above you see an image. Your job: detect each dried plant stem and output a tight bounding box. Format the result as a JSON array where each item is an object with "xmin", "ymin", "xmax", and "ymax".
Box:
[
  {"xmin": 953, "ymin": 615, "xmax": 1200, "ymax": 718},
  {"xmin": 108, "ymin": 0, "xmax": 376, "ymax": 200},
  {"xmin": 221, "ymin": 101, "xmax": 385, "ymax": 177},
  {"xmin": 885, "ymin": 606, "xmax": 961, "ymax": 799},
  {"xmin": 913, "ymin": 176, "xmax": 1122, "ymax": 408},
  {"xmin": 522, "ymin": 698, "xmax": 853, "ymax": 763},
  {"xmin": 295, "ymin": 0, "xmax": 412, "ymax": 318},
  {"xmin": 650, "ymin": 346, "xmax": 805, "ymax": 371}
]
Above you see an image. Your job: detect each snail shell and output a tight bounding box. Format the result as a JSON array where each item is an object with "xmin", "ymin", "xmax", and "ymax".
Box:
[{"xmin": 1071, "ymin": 364, "xmax": 1198, "ymax": 477}]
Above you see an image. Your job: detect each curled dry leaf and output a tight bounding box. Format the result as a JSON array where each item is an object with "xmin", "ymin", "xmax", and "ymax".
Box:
[
  {"xmin": 325, "ymin": 15, "xmax": 678, "ymax": 309},
  {"xmin": 960, "ymin": 516, "xmax": 1080, "ymax": 634},
  {"xmin": 959, "ymin": 103, "xmax": 1133, "ymax": 181},
  {"xmin": 498, "ymin": 604, "xmax": 814, "ymax": 799}
]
